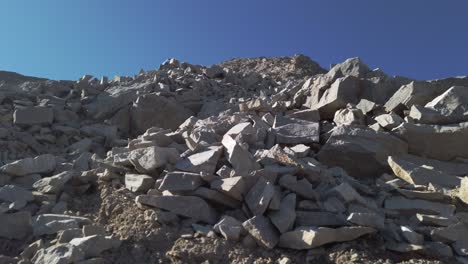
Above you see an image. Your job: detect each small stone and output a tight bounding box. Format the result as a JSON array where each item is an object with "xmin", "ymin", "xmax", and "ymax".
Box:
[
  {"xmin": 210, "ymin": 176, "xmax": 247, "ymax": 201},
  {"xmin": 159, "ymin": 171, "xmax": 203, "ymax": 191},
  {"xmin": 400, "ymin": 225, "xmax": 424, "ymax": 245},
  {"xmin": 245, "ymin": 177, "xmax": 275, "ymax": 215},
  {"xmin": 242, "ymin": 215, "xmax": 279, "ymax": 249},
  {"xmin": 214, "ymin": 215, "xmax": 244, "ymax": 241}
]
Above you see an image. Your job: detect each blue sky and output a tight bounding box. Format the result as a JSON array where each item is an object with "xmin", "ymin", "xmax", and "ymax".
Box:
[{"xmin": 0, "ymin": 0, "xmax": 467, "ymax": 80}]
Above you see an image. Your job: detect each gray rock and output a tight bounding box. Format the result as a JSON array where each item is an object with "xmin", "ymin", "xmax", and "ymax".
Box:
[
  {"xmin": 70, "ymin": 235, "xmax": 120, "ymax": 258},
  {"xmin": 356, "ymin": 99, "xmax": 377, "ymax": 114},
  {"xmin": 393, "ymin": 154, "xmax": 468, "ymax": 177},
  {"xmin": 242, "ymin": 215, "xmax": 279, "ymax": 249},
  {"xmin": 1, "ymin": 154, "xmax": 56, "ymax": 177},
  {"xmin": 32, "ymin": 244, "xmax": 85, "ymax": 264},
  {"xmin": 400, "ymin": 225, "xmax": 424, "ymax": 245},
  {"xmin": 374, "ymin": 114, "xmax": 403, "ymax": 130},
  {"xmin": 130, "ymin": 93, "xmax": 193, "ymax": 135},
  {"xmin": 333, "ymin": 107, "xmax": 366, "ymax": 126},
  {"xmin": 317, "ymin": 126, "xmax": 408, "ymax": 178},
  {"xmin": 384, "ymin": 196, "xmax": 455, "ymax": 216},
  {"xmin": 278, "ymin": 174, "xmax": 317, "ymax": 200},
  {"xmin": 158, "ymin": 171, "xmax": 203, "ymax": 191},
  {"xmin": 452, "ymin": 240, "xmax": 468, "ymax": 256},
  {"xmin": 129, "ymin": 146, "xmax": 180, "ymax": 174},
  {"xmin": 245, "ymin": 177, "xmax": 275, "ymax": 215},
  {"xmin": 295, "ymin": 211, "xmax": 347, "ymax": 227},
  {"xmin": 287, "ymin": 109, "xmax": 320, "ymax": 122},
  {"xmin": 0, "ymin": 185, "xmax": 34, "ymax": 204},
  {"xmin": 431, "ymin": 222, "xmax": 468, "ymax": 243},
  {"xmin": 415, "ymin": 214, "xmax": 457, "ymax": 227},
  {"xmin": 222, "ymin": 135, "xmax": 261, "ymax": 176},
  {"xmin": 210, "ymin": 176, "xmax": 247, "ymax": 201},
  {"xmin": 192, "ymin": 187, "xmax": 241, "ymax": 208},
  {"xmin": 268, "ymin": 193, "xmax": 296, "ymax": 233},
  {"xmin": 33, "ymin": 214, "xmax": 92, "ymax": 236},
  {"xmin": 0, "ymin": 211, "xmax": 31, "ymax": 239},
  {"xmin": 393, "ymin": 121, "xmax": 468, "ymax": 161},
  {"xmin": 125, "ymin": 173, "xmax": 155, "ymax": 193},
  {"xmin": 347, "ymin": 213, "xmax": 385, "ymax": 229},
  {"xmin": 33, "ymin": 171, "xmax": 76, "ymax": 194},
  {"xmin": 175, "ymin": 146, "xmax": 223, "ymax": 175},
  {"xmin": 214, "ymin": 215, "xmax": 244, "ymax": 241},
  {"xmin": 388, "ymin": 156, "xmax": 460, "ymax": 188},
  {"xmin": 424, "ymin": 241, "xmax": 453, "ymax": 257},
  {"xmin": 384, "ymin": 81, "xmax": 441, "ymax": 114},
  {"xmin": 14, "ymin": 106, "xmax": 54, "ymax": 126},
  {"xmin": 279, "ymin": 226, "xmax": 375, "ymax": 249},
  {"xmin": 136, "ymin": 195, "xmax": 218, "ymax": 224},
  {"xmin": 273, "ymin": 121, "xmax": 320, "ymax": 144}
]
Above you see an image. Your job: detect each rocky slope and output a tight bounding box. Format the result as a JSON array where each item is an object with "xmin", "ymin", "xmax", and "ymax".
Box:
[{"xmin": 1, "ymin": 55, "xmax": 468, "ymax": 263}]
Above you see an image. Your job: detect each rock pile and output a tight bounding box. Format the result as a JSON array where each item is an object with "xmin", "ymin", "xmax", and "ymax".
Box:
[{"xmin": 1, "ymin": 55, "xmax": 468, "ymax": 263}]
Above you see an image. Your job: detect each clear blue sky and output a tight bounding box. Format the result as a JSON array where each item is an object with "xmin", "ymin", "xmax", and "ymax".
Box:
[{"xmin": 0, "ymin": 0, "xmax": 467, "ymax": 81}]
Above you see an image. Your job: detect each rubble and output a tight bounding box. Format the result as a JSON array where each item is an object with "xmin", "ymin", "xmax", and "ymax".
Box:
[{"xmin": 1, "ymin": 55, "xmax": 468, "ymax": 262}]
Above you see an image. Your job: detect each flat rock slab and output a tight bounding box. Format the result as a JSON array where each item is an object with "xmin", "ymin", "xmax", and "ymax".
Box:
[
  {"xmin": 1, "ymin": 154, "xmax": 56, "ymax": 176},
  {"xmin": 14, "ymin": 106, "xmax": 54, "ymax": 126},
  {"xmin": 211, "ymin": 176, "xmax": 247, "ymax": 201},
  {"xmin": 388, "ymin": 156, "xmax": 460, "ymax": 188},
  {"xmin": 295, "ymin": 211, "xmax": 347, "ymax": 227},
  {"xmin": 222, "ymin": 135, "xmax": 261, "ymax": 176},
  {"xmin": 268, "ymin": 193, "xmax": 296, "ymax": 233},
  {"xmin": 245, "ymin": 177, "xmax": 275, "ymax": 215},
  {"xmin": 175, "ymin": 146, "xmax": 223, "ymax": 175},
  {"xmin": 273, "ymin": 122, "xmax": 320, "ymax": 144},
  {"xmin": 242, "ymin": 215, "xmax": 279, "ymax": 249},
  {"xmin": 192, "ymin": 187, "xmax": 241, "ymax": 208},
  {"xmin": 384, "ymin": 196, "xmax": 455, "ymax": 216},
  {"xmin": 279, "ymin": 226, "xmax": 375, "ymax": 249},
  {"xmin": 136, "ymin": 195, "xmax": 218, "ymax": 224},
  {"xmin": 158, "ymin": 171, "xmax": 203, "ymax": 191}
]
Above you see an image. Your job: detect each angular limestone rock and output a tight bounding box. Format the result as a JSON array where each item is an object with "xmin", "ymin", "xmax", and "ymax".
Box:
[
  {"xmin": 245, "ymin": 177, "xmax": 275, "ymax": 215},
  {"xmin": 175, "ymin": 146, "xmax": 223, "ymax": 175},
  {"xmin": 278, "ymin": 226, "xmax": 375, "ymax": 249},
  {"xmin": 210, "ymin": 176, "xmax": 247, "ymax": 201},
  {"xmin": 268, "ymin": 193, "xmax": 296, "ymax": 233},
  {"xmin": 158, "ymin": 171, "xmax": 203, "ymax": 191},
  {"xmin": 33, "ymin": 171, "xmax": 76, "ymax": 194},
  {"xmin": 69, "ymin": 235, "xmax": 120, "ymax": 258},
  {"xmin": 222, "ymin": 135, "xmax": 261, "ymax": 176},
  {"xmin": 214, "ymin": 215, "xmax": 244, "ymax": 241},
  {"xmin": 136, "ymin": 195, "xmax": 218, "ymax": 224},
  {"xmin": 388, "ymin": 156, "xmax": 460, "ymax": 188},
  {"xmin": 375, "ymin": 114, "xmax": 403, "ymax": 130},
  {"xmin": 347, "ymin": 213, "xmax": 385, "ymax": 229},
  {"xmin": 125, "ymin": 173, "xmax": 155, "ymax": 192},
  {"xmin": 14, "ymin": 106, "xmax": 54, "ymax": 126},
  {"xmin": 1, "ymin": 154, "xmax": 56, "ymax": 177},
  {"xmin": 129, "ymin": 146, "xmax": 180, "ymax": 173},
  {"xmin": 384, "ymin": 196, "xmax": 455, "ymax": 216},
  {"xmin": 317, "ymin": 126, "xmax": 408, "ymax": 178},
  {"xmin": 242, "ymin": 215, "xmax": 279, "ymax": 249}
]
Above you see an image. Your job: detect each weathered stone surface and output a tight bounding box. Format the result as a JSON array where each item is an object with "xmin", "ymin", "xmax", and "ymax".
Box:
[
  {"xmin": 278, "ymin": 226, "xmax": 375, "ymax": 249},
  {"xmin": 295, "ymin": 211, "xmax": 347, "ymax": 227},
  {"xmin": 0, "ymin": 184, "xmax": 34, "ymax": 204},
  {"xmin": 400, "ymin": 225, "xmax": 424, "ymax": 245},
  {"xmin": 431, "ymin": 222, "xmax": 468, "ymax": 243},
  {"xmin": 129, "ymin": 146, "xmax": 180, "ymax": 173},
  {"xmin": 347, "ymin": 213, "xmax": 385, "ymax": 229},
  {"xmin": 1, "ymin": 154, "xmax": 56, "ymax": 176},
  {"xmin": 31, "ymin": 244, "xmax": 85, "ymax": 264},
  {"xmin": 14, "ymin": 106, "xmax": 54, "ymax": 125},
  {"xmin": 415, "ymin": 214, "xmax": 457, "ymax": 227},
  {"xmin": 393, "ymin": 122, "xmax": 468, "ymax": 161},
  {"xmin": 130, "ymin": 93, "xmax": 193, "ymax": 135},
  {"xmin": 245, "ymin": 177, "xmax": 275, "ymax": 215},
  {"xmin": 317, "ymin": 126, "xmax": 407, "ymax": 178},
  {"xmin": 268, "ymin": 193, "xmax": 296, "ymax": 233},
  {"xmin": 375, "ymin": 114, "xmax": 403, "ymax": 130},
  {"xmin": 278, "ymin": 175, "xmax": 317, "ymax": 200},
  {"xmin": 158, "ymin": 171, "xmax": 203, "ymax": 191},
  {"xmin": 309, "ymin": 76, "xmax": 361, "ymax": 119},
  {"xmin": 175, "ymin": 146, "xmax": 223, "ymax": 174},
  {"xmin": 136, "ymin": 195, "xmax": 218, "ymax": 224},
  {"xmin": 395, "ymin": 154, "xmax": 468, "ymax": 176},
  {"xmin": 333, "ymin": 107, "xmax": 365, "ymax": 126},
  {"xmin": 0, "ymin": 211, "xmax": 31, "ymax": 239},
  {"xmin": 214, "ymin": 215, "xmax": 244, "ymax": 241},
  {"xmin": 384, "ymin": 196, "xmax": 455, "ymax": 216},
  {"xmin": 273, "ymin": 122, "xmax": 320, "ymax": 144},
  {"xmin": 125, "ymin": 173, "xmax": 155, "ymax": 192},
  {"xmin": 33, "ymin": 214, "xmax": 92, "ymax": 236},
  {"xmin": 384, "ymin": 81, "xmax": 441, "ymax": 114},
  {"xmin": 356, "ymin": 99, "xmax": 377, "ymax": 114},
  {"xmin": 211, "ymin": 176, "xmax": 247, "ymax": 201},
  {"xmin": 242, "ymin": 215, "xmax": 279, "ymax": 249},
  {"xmin": 287, "ymin": 109, "xmax": 320, "ymax": 122},
  {"xmin": 222, "ymin": 135, "xmax": 261, "ymax": 176},
  {"xmin": 388, "ymin": 156, "xmax": 460, "ymax": 188},
  {"xmin": 33, "ymin": 171, "xmax": 76, "ymax": 194},
  {"xmin": 192, "ymin": 187, "xmax": 241, "ymax": 208},
  {"xmin": 70, "ymin": 235, "xmax": 120, "ymax": 258},
  {"xmin": 458, "ymin": 177, "xmax": 468, "ymax": 204},
  {"xmin": 410, "ymin": 86, "xmax": 468, "ymax": 125}
]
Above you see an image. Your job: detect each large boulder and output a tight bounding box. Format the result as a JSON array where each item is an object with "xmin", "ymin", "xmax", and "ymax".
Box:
[
  {"xmin": 393, "ymin": 122, "xmax": 468, "ymax": 161},
  {"xmin": 384, "ymin": 81, "xmax": 442, "ymax": 115},
  {"xmin": 409, "ymin": 86, "xmax": 468, "ymax": 125},
  {"xmin": 130, "ymin": 94, "xmax": 193, "ymax": 135},
  {"xmin": 307, "ymin": 76, "xmax": 362, "ymax": 119},
  {"xmin": 317, "ymin": 126, "xmax": 408, "ymax": 178}
]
